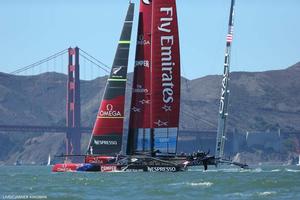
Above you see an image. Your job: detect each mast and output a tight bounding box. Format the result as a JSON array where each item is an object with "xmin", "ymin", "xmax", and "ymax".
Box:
[
  {"xmin": 87, "ymin": 3, "xmax": 134, "ymax": 156},
  {"xmin": 215, "ymin": 0, "xmax": 235, "ymax": 160}
]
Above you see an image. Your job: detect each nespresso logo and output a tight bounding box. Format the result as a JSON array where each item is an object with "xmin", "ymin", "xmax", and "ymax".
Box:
[{"xmin": 94, "ymin": 140, "xmax": 118, "ymax": 145}]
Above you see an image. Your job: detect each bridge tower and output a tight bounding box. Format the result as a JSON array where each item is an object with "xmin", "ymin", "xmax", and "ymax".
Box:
[{"xmin": 66, "ymin": 47, "xmax": 81, "ymax": 156}]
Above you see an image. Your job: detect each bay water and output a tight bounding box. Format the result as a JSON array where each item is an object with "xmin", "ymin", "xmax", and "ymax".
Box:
[{"xmin": 0, "ymin": 165, "xmax": 299, "ymax": 200}]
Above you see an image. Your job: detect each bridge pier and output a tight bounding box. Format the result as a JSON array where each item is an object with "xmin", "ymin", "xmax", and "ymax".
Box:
[
  {"xmin": 66, "ymin": 128, "xmax": 81, "ymax": 155},
  {"xmin": 66, "ymin": 47, "xmax": 81, "ymax": 156}
]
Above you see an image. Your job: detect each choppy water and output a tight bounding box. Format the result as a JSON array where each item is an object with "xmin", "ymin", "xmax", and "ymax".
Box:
[{"xmin": 0, "ymin": 165, "xmax": 299, "ymax": 200}]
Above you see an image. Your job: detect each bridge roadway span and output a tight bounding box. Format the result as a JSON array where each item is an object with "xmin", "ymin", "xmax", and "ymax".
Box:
[
  {"xmin": 0, "ymin": 125, "xmax": 92, "ymax": 133},
  {"xmin": 0, "ymin": 125, "xmax": 218, "ymax": 136}
]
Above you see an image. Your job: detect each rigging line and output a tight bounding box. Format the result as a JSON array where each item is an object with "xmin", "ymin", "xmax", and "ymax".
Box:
[
  {"xmin": 10, "ymin": 49, "xmax": 68, "ymax": 74},
  {"xmin": 79, "ymin": 48, "xmax": 110, "ymax": 70},
  {"xmin": 181, "ymin": 110, "xmax": 215, "ymax": 128},
  {"xmin": 79, "ymin": 54, "xmax": 110, "ymax": 74}
]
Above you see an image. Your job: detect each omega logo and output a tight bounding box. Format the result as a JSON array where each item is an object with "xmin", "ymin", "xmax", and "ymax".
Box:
[
  {"xmin": 106, "ymin": 104, "xmax": 113, "ymax": 111},
  {"xmin": 143, "ymin": 0, "xmax": 151, "ymax": 5},
  {"xmin": 137, "ymin": 35, "xmax": 150, "ymax": 45},
  {"xmin": 99, "ymin": 104, "xmax": 122, "ymax": 117}
]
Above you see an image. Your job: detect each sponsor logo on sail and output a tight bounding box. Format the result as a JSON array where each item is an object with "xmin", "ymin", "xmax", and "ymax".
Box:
[
  {"xmin": 112, "ymin": 66, "xmax": 124, "ymax": 78},
  {"xmin": 154, "ymin": 120, "xmax": 168, "ymax": 127},
  {"xmin": 131, "ymin": 106, "xmax": 141, "ymax": 112},
  {"xmin": 133, "ymin": 84, "xmax": 149, "ymax": 93},
  {"xmin": 135, "ymin": 60, "xmax": 150, "ymax": 68},
  {"xmin": 162, "ymin": 104, "xmax": 172, "ymax": 112},
  {"xmin": 137, "ymin": 35, "xmax": 150, "ymax": 45},
  {"xmin": 94, "ymin": 140, "xmax": 118, "ymax": 145},
  {"xmin": 142, "ymin": 0, "xmax": 151, "ymax": 5},
  {"xmin": 139, "ymin": 99, "xmax": 150, "ymax": 105},
  {"xmin": 219, "ymin": 53, "xmax": 229, "ymax": 115},
  {"xmin": 158, "ymin": 7, "xmax": 175, "ymax": 105},
  {"xmin": 99, "ymin": 104, "xmax": 122, "ymax": 118}
]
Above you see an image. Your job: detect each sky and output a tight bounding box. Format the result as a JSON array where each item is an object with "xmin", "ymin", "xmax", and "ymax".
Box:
[{"xmin": 0, "ymin": 0, "xmax": 300, "ymax": 80}]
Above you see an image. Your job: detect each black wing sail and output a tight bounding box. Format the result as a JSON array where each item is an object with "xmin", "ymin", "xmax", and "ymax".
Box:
[
  {"xmin": 87, "ymin": 3, "xmax": 134, "ymax": 156},
  {"xmin": 215, "ymin": 0, "xmax": 235, "ymax": 160}
]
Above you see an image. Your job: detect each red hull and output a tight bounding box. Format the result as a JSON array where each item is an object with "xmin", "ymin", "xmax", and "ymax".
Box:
[
  {"xmin": 52, "ymin": 156, "xmax": 117, "ymax": 172},
  {"xmin": 84, "ymin": 155, "xmax": 115, "ymax": 164},
  {"xmin": 52, "ymin": 163, "xmax": 118, "ymax": 172},
  {"xmin": 52, "ymin": 163, "xmax": 84, "ymax": 172}
]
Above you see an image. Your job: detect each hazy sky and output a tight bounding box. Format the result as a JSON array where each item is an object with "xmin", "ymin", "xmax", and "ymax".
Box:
[{"xmin": 1, "ymin": 0, "xmax": 300, "ymax": 79}]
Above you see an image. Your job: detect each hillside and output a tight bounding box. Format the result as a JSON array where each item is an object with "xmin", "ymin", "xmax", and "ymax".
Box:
[{"xmin": 1, "ymin": 62, "xmax": 300, "ymax": 164}]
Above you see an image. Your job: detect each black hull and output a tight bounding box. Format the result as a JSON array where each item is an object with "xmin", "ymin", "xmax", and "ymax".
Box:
[
  {"xmin": 75, "ymin": 163, "xmax": 185, "ymax": 172},
  {"xmin": 118, "ymin": 165, "xmax": 184, "ymax": 172}
]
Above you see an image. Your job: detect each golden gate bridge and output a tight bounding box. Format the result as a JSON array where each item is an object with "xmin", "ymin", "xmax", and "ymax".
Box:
[
  {"xmin": 0, "ymin": 46, "xmax": 223, "ymax": 157},
  {"xmin": 0, "ymin": 47, "xmax": 111, "ymax": 156},
  {"xmin": 1, "ymin": 47, "xmax": 298, "ymax": 158}
]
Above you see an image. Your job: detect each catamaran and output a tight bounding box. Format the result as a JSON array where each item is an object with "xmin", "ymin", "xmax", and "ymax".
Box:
[
  {"xmin": 82, "ymin": 0, "xmax": 189, "ymax": 172},
  {"xmin": 53, "ymin": 0, "xmax": 198, "ymax": 172},
  {"xmin": 52, "ymin": 1, "xmax": 187, "ymax": 172},
  {"xmin": 52, "ymin": 0, "xmax": 247, "ymax": 172}
]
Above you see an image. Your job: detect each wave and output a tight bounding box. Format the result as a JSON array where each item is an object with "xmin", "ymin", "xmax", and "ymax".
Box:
[
  {"xmin": 285, "ymin": 168, "xmax": 300, "ymax": 172},
  {"xmin": 187, "ymin": 182, "xmax": 213, "ymax": 187},
  {"xmin": 270, "ymin": 169, "xmax": 281, "ymax": 172},
  {"xmin": 224, "ymin": 192, "xmax": 252, "ymax": 198},
  {"xmin": 225, "ymin": 191, "xmax": 277, "ymax": 198},
  {"xmin": 187, "ymin": 167, "xmax": 288, "ymax": 173},
  {"xmin": 169, "ymin": 181, "xmax": 213, "ymax": 187},
  {"xmin": 188, "ymin": 167, "xmax": 263, "ymax": 173},
  {"xmin": 258, "ymin": 191, "xmax": 277, "ymax": 196}
]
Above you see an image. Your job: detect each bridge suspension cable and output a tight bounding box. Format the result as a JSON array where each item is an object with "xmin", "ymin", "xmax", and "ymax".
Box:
[
  {"xmin": 78, "ymin": 48, "xmax": 134, "ymax": 86},
  {"xmin": 79, "ymin": 48, "xmax": 110, "ymax": 70},
  {"xmin": 8, "ymin": 47, "xmax": 134, "ymax": 83},
  {"xmin": 79, "ymin": 52, "xmax": 110, "ymax": 74},
  {"xmin": 181, "ymin": 109, "xmax": 216, "ymax": 129},
  {"xmin": 10, "ymin": 48, "xmax": 68, "ymax": 75}
]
